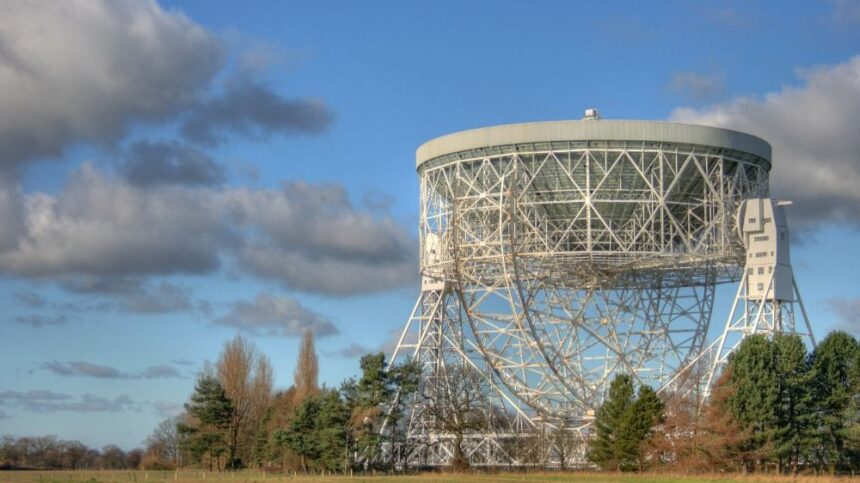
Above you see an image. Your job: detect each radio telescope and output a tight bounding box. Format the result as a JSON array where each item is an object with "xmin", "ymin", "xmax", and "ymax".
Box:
[{"xmin": 386, "ymin": 115, "xmax": 813, "ymax": 467}]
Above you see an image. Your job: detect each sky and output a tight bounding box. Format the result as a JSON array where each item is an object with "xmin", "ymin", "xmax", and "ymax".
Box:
[{"xmin": 1, "ymin": 0, "xmax": 859, "ymax": 450}]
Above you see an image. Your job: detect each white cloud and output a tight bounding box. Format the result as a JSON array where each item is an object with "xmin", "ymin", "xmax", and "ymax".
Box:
[
  {"xmin": 0, "ymin": 1, "xmax": 406, "ymax": 297},
  {"xmin": 670, "ymin": 72, "xmax": 725, "ymax": 101},
  {"xmin": 181, "ymin": 79, "xmax": 332, "ymax": 146},
  {"xmin": 215, "ymin": 292, "xmax": 338, "ymax": 337},
  {"xmin": 62, "ymin": 278, "xmax": 195, "ymax": 314},
  {"xmin": 327, "ymin": 342, "xmax": 373, "ymax": 358},
  {"xmin": 828, "ymin": 0, "xmax": 860, "ymax": 27},
  {"xmin": 120, "ymin": 140, "xmax": 225, "ymax": 188},
  {"xmin": 0, "ymin": 0, "xmax": 222, "ymax": 166},
  {"xmin": 0, "ymin": 165, "xmax": 223, "ymax": 278},
  {"xmin": 0, "ymin": 165, "xmax": 417, "ymax": 295},
  {"xmin": 327, "ymin": 327, "xmax": 417, "ymax": 359},
  {"xmin": 671, "ymin": 56, "xmax": 860, "ymax": 226},
  {"xmin": 0, "ymin": 173, "xmax": 24, "ymax": 251},
  {"xmin": 226, "ymin": 182, "xmax": 417, "ymax": 295},
  {"xmin": 827, "ymin": 297, "xmax": 860, "ymax": 332}
]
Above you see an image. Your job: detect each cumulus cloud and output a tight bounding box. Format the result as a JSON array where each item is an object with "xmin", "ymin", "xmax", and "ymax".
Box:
[
  {"xmin": 827, "ymin": 297, "xmax": 860, "ymax": 332},
  {"xmin": 0, "ymin": 173, "xmax": 24, "ymax": 252},
  {"xmin": 117, "ymin": 283, "xmax": 193, "ymax": 314},
  {"xmin": 828, "ymin": 0, "xmax": 860, "ymax": 26},
  {"xmin": 670, "ymin": 72, "xmax": 725, "ymax": 101},
  {"xmin": 181, "ymin": 79, "xmax": 333, "ymax": 146},
  {"xmin": 670, "ymin": 56, "xmax": 860, "ymax": 227},
  {"xmin": 0, "ymin": 0, "xmax": 412, "ymax": 297},
  {"xmin": 0, "ymin": 0, "xmax": 222, "ymax": 167},
  {"xmin": 0, "ymin": 0, "xmax": 338, "ymax": 175},
  {"xmin": 120, "ymin": 140, "xmax": 225, "ymax": 187},
  {"xmin": 227, "ymin": 182, "xmax": 417, "ymax": 295},
  {"xmin": 215, "ymin": 292, "xmax": 338, "ymax": 337},
  {"xmin": 62, "ymin": 278, "xmax": 194, "ymax": 314},
  {"xmin": 41, "ymin": 361, "xmax": 183, "ymax": 380},
  {"xmin": 0, "ymin": 163, "xmax": 415, "ymax": 296},
  {"xmin": 327, "ymin": 343, "xmax": 373, "ymax": 358},
  {"xmin": 0, "ymin": 165, "xmax": 223, "ymax": 278},
  {"xmin": 330, "ymin": 327, "xmax": 417, "ymax": 359}
]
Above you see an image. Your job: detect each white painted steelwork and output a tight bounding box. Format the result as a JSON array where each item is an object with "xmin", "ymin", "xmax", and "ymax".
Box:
[
  {"xmin": 386, "ymin": 118, "xmax": 809, "ymax": 468},
  {"xmin": 667, "ymin": 198, "xmax": 815, "ymax": 399}
]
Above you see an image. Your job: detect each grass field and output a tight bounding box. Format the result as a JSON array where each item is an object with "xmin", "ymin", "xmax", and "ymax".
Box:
[{"xmin": 0, "ymin": 471, "xmax": 853, "ymax": 483}]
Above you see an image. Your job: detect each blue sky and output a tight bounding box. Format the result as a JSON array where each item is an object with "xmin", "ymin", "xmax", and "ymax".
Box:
[{"xmin": 1, "ymin": 0, "xmax": 859, "ymax": 450}]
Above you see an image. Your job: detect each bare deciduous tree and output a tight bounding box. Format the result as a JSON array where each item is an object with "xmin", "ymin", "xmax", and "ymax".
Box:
[
  {"xmin": 645, "ymin": 367, "xmax": 753, "ymax": 473},
  {"xmin": 144, "ymin": 415, "xmax": 184, "ymax": 469},
  {"xmin": 421, "ymin": 363, "xmax": 491, "ymax": 469},
  {"xmin": 216, "ymin": 335, "xmax": 274, "ymax": 468}
]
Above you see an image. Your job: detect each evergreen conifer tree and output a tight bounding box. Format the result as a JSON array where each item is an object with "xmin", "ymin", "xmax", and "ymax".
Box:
[
  {"xmin": 278, "ymin": 394, "xmax": 320, "ymax": 472},
  {"xmin": 589, "ymin": 375, "xmax": 665, "ymax": 471},
  {"xmin": 178, "ymin": 374, "xmax": 234, "ymax": 470},
  {"xmin": 771, "ymin": 333, "xmax": 812, "ymax": 474},
  {"xmin": 621, "ymin": 385, "xmax": 664, "ymax": 470},
  {"xmin": 809, "ymin": 331, "xmax": 860, "ymax": 473},
  {"xmin": 280, "ymin": 389, "xmax": 350, "ymax": 473},
  {"xmin": 250, "ymin": 408, "xmax": 273, "ymax": 468},
  {"xmin": 341, "ymin": 354, "xmax": 422, "ymax": 469},
  {"xmin": 725, "ymin": 334, "xmax": 779, "ymax": 470},
  {"xmin": 589, "ymin": 375, "xmax": 634, "ymax": 470},
  {"xmin": 313, "ymin": 390, "xmax": 351, "ymax": 472},
  {"xmin": 342, "ymin": 353, "xmax": 390, "ymax": 465}
]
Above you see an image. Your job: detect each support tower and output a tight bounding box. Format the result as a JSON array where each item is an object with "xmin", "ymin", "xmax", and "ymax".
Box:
[{"xmin": 387, "ymin": 117, "xmax": 811, "ymax": 467}]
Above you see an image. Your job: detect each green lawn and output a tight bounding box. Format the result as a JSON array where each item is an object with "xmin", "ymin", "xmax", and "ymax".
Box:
[{"xmin": 0, "ymin": 471, "xmax": 846, "ymax": 483}]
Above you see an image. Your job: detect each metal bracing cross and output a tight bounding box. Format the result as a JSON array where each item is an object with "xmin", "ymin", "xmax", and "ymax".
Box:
[{"xmin": 389, "ymin": 141, "xmax": 771, "ymax": 467}]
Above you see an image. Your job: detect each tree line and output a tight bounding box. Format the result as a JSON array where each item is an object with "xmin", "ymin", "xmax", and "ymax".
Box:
[
  {"xmin": 143, "ymin": 332, "xmax": 420, "ymax": 473},
  {"xmin": 588, "ymin": 330, "xmax": 860, "ymax": 475},
  {"xmin": 0, "ymin": 436, "xmax": 141, "ymax": 470},
  {"xmin": 4, "ymin": 329, "xmax": 856, "ymax": 474}
]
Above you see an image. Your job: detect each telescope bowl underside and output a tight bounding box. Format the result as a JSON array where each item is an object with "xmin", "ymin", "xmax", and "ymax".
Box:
[{"xmin": 416, "ymin": 132, "xmax": 769, "ymax": 420}]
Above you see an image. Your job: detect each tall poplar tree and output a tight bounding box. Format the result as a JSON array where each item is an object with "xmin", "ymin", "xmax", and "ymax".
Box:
[{"xmin": 294, "ymin": 330, "xmax": 320, "ymax": 404}]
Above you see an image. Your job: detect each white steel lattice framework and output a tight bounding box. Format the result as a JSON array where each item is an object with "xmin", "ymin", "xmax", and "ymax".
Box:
[
  {"xmin": 664, "ymin": 197, "xmax": 816, "ymax": 398},
  {"xmin": 385, "ymin": 120, "xmax": 809, "ymax": 467}
]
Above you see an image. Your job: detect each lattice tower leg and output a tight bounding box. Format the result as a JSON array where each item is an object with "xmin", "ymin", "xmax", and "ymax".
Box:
[{"xmin": 387, "ymin": 289, "xmax": 534, "ymax": 468}]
